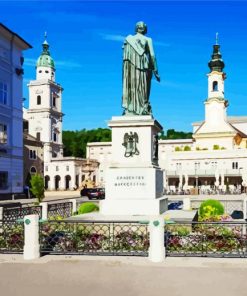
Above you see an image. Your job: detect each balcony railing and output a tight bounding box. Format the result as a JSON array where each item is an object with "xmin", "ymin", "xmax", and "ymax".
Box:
[{"xmin": 166, "ymin": 169, "xmax": 243, "ymax": 177}]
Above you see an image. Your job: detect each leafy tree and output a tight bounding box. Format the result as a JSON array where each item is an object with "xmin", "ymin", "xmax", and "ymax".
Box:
[
  {"xmin": 62, "ymin": 128, "xmax": 111, "ymax": 158},
  {"xmin": 159, "ymin": 129, "xmax": 192, "ymax": 140},
  {"xmin": 30, "ymin": 174, "xmax": 45, "ymax": 204}
]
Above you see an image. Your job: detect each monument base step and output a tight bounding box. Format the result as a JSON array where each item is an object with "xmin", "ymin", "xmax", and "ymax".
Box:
[{"xmin": 100, "ymin": 196, "xmax": 168, "ymax": 216}]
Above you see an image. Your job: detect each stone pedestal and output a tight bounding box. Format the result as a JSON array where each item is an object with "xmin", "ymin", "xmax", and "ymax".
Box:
[{"xmin": 100, "ymin": 115, "xmax": 167, "ymax": 216}]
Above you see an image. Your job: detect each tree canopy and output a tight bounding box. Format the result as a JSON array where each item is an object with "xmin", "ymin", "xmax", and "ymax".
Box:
[
  {"xmin": 63, "ymin": 128, "xmax": 111, "ymax": 158},
  {"xmin": 159, "ymin": 129, "xmax": 192, "ymax": 140}
]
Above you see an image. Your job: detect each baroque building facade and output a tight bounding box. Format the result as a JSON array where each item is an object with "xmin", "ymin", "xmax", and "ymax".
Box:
[
  {"xmin": 0, "ymin": 23, "xmax": 31, "ymax": 199},
  {"xmin": 87, "ymin": 40, "xmax": 247, "ymax": 194}
]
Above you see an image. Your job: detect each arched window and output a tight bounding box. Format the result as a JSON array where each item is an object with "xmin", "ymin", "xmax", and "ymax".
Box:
[
  {"xmin": 30, "ymin": 166, "xmax": 37, "ymax": 174},
  {"xmin": 213, "ymin": 81, "xmax": 218, "ymax": 92},
  {"xmin": 37, "ymin": 95, "xmax": 41, "ymax": 105}
]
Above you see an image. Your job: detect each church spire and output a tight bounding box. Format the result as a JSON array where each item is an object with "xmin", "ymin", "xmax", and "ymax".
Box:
[
  {"xmin": 208, "ymin": 34, "xmax": 225, "ymax": 73},
  {"xmin": 42, "ymin": 31, "xmax": 50, "ymax": 55}
]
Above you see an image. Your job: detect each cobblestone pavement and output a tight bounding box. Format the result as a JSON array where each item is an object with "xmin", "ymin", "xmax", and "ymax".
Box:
[{"xmin": 0, "ymin": 255, "xmax": 247, "ymax": 296}]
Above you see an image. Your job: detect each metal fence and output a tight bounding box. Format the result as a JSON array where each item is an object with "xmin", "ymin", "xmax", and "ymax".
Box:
[
  {"xmin": 0, "ymin": 220, "xmax": 24, "ymax": 254},
  {"xmin": 165, "ymin": 221, "xmax": 247, "ymax": 258},
  {"xmin": 2, "ymin": 206, "xmax": 42, "ymax": 222},
  {"xmin": 39, "ymin": 220, "xmax": 149, "ymax": 256},
  {"xmin": 47, "ymin": 202, "xmax": 73, "ymax": 219}
]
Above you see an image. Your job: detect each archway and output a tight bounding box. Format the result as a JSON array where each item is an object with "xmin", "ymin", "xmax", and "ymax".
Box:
[
  {"xmin": 45, "ymin": 175, "xmax": 50, "ymax": 190},
  {"xmin": 65, "ymin": 175, "xmax": 71, "ymax": 190},
  {"xmin": 55, "ymin": 175, "xmax": 61, "ymax": 190}
]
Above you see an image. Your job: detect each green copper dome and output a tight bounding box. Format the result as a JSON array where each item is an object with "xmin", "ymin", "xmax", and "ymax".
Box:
[{"xmin": 36, "ymin": 39, "xmax": 55, "ymax": 69}]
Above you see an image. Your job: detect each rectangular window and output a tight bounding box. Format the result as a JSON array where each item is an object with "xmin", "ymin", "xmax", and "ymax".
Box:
[
  {"xmin": 45, "ymin": 166, "xmax": 48, "ymax": 172},
  {"xmin": 0, "ymin": 123, "xmax": 7, "ymax": 144},
  {"xmin": 53, "ymin": 133, "xmax": 57, "ymax": 142},
  {"xmin": 29, "ymin": 150, "xmax": 37, "ymax": 159},
  {"xmin": 56, "ymin": 166, "xmax": 59, "ymax": 171},
  {"xmin": 66, "ymin": 166, "xmax": 69, "ymax": 171},
  {"xmin": 53, "ymin": 97, "xmax": 56, "ymax": 107},
  {"xmin": 0, "ymin": 171, "xmax": 8, "ymax": 189},
  {"xmin": 37, "ymin": 95, "xmax": 41, "ymax": 105},
  {"xmin": 36, "ymin": 132, "xmax": 40, "ymax": 141},
  {"xmin": 0, "ymin": 82, "xmax": 7, "ymax": 105}
]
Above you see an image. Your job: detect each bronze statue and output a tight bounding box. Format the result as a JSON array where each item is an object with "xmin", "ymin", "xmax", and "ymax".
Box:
[{"xmin": 122, "ymin": 21, "xmax": 160, "ymax": 116}]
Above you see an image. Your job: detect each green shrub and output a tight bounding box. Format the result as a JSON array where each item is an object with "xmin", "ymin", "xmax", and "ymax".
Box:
[
  {"xmin": 30, "ymin": 174, "xmax": 45, "ymax": 204},
  {"xmin": 199, "ymin": 199, "xmax": 224, "ymax": 219},
  {"xmin": 77, "ymin": 202, "xmax": 99, "ymax": 215},
  {"xmin": 213, "ymin": 144, "xmax": 220, "ymax": 150},
  {"xmin": 196, "ymin": 147, "xmax": 200, "ymax": 151},
  {"xmin": 221, "ymin": 147, "xmax": 226, "ymax": 150},
  {"xmin": 175, "ymin": 147, "xmax": 181, "ymax": 152},
  {"xmin": 184, "ymin": 145, "xmax": 191, "ymax": 151}
]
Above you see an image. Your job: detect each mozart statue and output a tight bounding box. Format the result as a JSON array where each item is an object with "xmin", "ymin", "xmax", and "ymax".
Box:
[{"xmin": 122, "ymin": 21, "xmax": 160, "ymax": 116}]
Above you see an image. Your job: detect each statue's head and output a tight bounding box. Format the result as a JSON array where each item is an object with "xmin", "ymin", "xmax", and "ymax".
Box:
[{"xmin": 135, "ymin": 21, "xmax": 147, "ymax": 35}]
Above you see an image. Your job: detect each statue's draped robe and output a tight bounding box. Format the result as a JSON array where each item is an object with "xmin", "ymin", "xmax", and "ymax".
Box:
[{"xmin": 122, "ymin": 34, "xmax": 152, "ymax": 115}]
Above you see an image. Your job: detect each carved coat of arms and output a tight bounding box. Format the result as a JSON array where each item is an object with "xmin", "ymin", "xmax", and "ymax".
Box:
[{"xmin": 122, "ymin": 132, "xmax": 139, "ymax": 157}]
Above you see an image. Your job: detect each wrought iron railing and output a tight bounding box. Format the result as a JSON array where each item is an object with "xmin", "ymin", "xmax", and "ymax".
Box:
[
  {"xmin": 3, "ymin": 206, "xmax": 42, "ymax": 222},
  {"xmin": 165, "ymin": 221, "xmax": 247, "ymax": 258},
  {"xmin": 47, "ymin": 202, "xmax": 73, "ymax": 219},
  {"xmin": 39, "ymin": 220, "xmax": 149, "ymax": 256},
  {"xmin": 0, "ymin": 220, "xmax": 24, "ymax": 253}
]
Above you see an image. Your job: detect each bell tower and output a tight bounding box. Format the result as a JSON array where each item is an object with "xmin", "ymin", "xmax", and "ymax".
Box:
[
  {"xmin": 193, "ymin": 34, "xmax": 237, "ymax": 149},
  {"xmin": 27, "ymin": 33, "xmax": 63, "ymax": 162},
  {"xmin": 204, "ymin": 34, "xmax": 228, "ymax": 126}
]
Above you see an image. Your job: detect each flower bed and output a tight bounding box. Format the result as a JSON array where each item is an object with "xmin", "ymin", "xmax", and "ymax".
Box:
[{"xmin": 40, "ymin": 221, "xmax": 149, "ymax": 256}]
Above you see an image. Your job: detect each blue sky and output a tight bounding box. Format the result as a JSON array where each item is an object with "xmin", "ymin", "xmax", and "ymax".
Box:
[{"xmin": 2, "ymin": 1, "xmax": 247, "ymax": 132}]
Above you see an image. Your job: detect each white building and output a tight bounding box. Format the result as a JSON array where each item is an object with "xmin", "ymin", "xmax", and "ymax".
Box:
[
  {"xmin": 87, "ymin": 40, "xmax": 247, "ymax": 193},
  {"xmin": 25, "ymin": 36, "xmax": 98, "ymax": 191},
  {"xmin": 0, "ymin": 23, "xmax": 31, "ymax": 199}
]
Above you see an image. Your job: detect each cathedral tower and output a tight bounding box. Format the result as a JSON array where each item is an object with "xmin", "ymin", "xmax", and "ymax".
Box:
[{"xmin": 27, "ymin": 34, "xmax": 63, "ymax": 162}]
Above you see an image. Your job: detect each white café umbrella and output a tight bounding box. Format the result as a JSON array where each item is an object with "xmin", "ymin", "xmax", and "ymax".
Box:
[
  {"xmin": 183, "ymin": 174, "xmax": 189, "ymax": 191},
  {"xmin": 215, "ymin": 170, "xmax": 220, "ymax": 188},
  {"xmin": 241, "ymin": 171, "xmax": 247, "ymax": 193},
  {"xmin": 220, "ymin": 171, "xmax": 225, "ymax": 190},
  {"xmin": 178, "ymin": 173, "xmax": 183, "ymax": 191}
]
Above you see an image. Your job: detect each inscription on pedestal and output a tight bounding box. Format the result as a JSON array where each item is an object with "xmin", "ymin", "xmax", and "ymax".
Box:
[{"xmin": 114, "ymin": 175, "xmax": 146, "ymax": 187}]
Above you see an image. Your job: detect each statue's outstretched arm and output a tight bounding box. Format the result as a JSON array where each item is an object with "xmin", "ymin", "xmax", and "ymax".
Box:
[{"xmin": 147, "ymin": 37, "xmax": 160, "ymax": 82}]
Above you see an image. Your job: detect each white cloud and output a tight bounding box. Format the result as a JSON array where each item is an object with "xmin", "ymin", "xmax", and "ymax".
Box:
[
  {"xmin": 155, "ymin": 41, "xmax": 171, "ymax": 47},
  {"xmin": 99, "ymin": 33, "xmax": 170, "ymax": 47},
  {"xmin": 100, "ymin": 33, "xmax": 125, "ymax": 42},
  {"xmin": 24, "ymin": 58, "xmax": 82, "ymax": 69}
]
